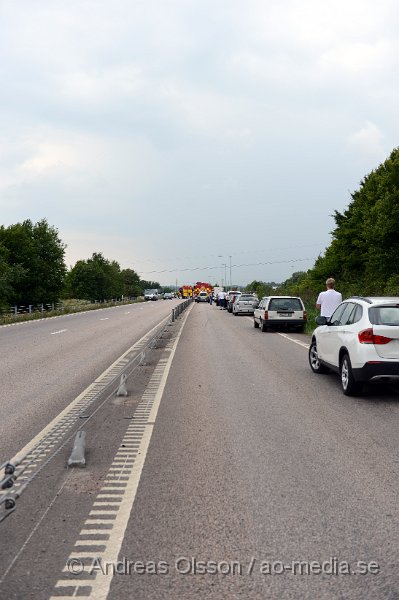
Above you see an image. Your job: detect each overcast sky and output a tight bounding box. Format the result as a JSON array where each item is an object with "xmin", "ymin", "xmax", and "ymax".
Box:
[{"xmin": 1, "ymin": 0, "xmax": 398, "ymax": 286}]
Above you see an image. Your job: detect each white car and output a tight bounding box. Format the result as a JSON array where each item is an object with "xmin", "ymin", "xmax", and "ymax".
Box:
[
  {"xmin": 144, "ymin": 289, "xmax": 159, "ymax": 301},
  {"xmin": 309, "ymin": 296, "xmax": 399, "ymax": 395},
  {"xmin": 196, "ymin": 291, "xmax": 209, "ymax": 303},
  {"xmin": 254, "ymin": 296, "xmax": 307, "ymax": 332}
]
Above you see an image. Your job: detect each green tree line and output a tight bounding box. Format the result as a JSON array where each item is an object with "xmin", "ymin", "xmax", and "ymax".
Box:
[
  {"xmin": 3, "ymin": 148, "xmax": 399, "ymax": 310},
  {"xmin": 0, "ymin": 219, "xmax": 160, "ymax": 308},
  {"xmin": 257, "ymin": 147, "xmax": 399, "ymax": 304}
]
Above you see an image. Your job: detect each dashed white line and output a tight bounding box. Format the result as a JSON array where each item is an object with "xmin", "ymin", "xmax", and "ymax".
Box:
[
  {"xmin": 99, "ymin": 318, "xmax": 109, "ymax": 321},
  {"xmin": 245, "ymin": 317, "xmax": 309, "ymax": 349},
  {"xmin": 50, "ymin": 329, "xmax": 67, "ymax": 335},
  {"xmin": 277, "ymin": 332, "xmax": 309, "ymax": 349}
]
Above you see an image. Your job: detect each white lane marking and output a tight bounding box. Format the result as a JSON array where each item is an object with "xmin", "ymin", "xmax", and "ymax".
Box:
[
  {"xmin": 49, "ymin": 304, "xmax": 193, "ymax": 600},
  {"xmin": 99, "ymin": 318, "xmax": 109, "ymax": 321},
  {"xmin": 277, "ymin": 332, "xmax": 309, "ymax": 349},
  {"xmin": 11, "ymin": 316, "xmax": 170, "ymax": 466},
  {"xmin": 50, "ymin": 329, "xmax": 67, "ymax": 335},
  {"xmin": 245, "ymin": 317, "xmax": 309, "ymax": 349},
  {"xmin": 125, "ymin": 312, "xmax": 130, "ymax": 314},
  {"xmin": 0, "ymin": 302, "xmax": 140, "ymax": 329}
]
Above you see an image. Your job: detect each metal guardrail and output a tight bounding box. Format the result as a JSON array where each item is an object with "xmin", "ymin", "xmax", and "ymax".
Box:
[
  {"xmin": 172, "ymin": 297, "xmax": 192, "ymax": 321},
  {"xmin": 0, "ymin": 297, "xmax": 140, "ymax": 323},
  {"xmin": 0, "ymin": 298, "xmax": 192, "ymax": 523}
]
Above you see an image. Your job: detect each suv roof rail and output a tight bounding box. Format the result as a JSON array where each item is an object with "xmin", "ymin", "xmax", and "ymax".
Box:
[{"xmin": 347, "ymin": 296, "xmax": 372, "ymax": 304}]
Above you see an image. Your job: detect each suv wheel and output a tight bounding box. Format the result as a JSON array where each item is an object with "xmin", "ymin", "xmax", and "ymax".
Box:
[
  {"xmin": 260, "ymin": 318, "xmax": 268, "ymax": 332},
  {"xmin": 340, "ymin": 353, "xmax": 362, "ymax": 396},
  {"xmin": 308, "ymin": 340, "xmax": 328, "ymax": 373},
  {"xmin": 254, "ymin": 319, "xmax": 259, "ymax": 328}
]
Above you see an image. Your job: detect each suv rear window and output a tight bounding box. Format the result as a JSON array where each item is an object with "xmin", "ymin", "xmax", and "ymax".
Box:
[
  {"xmin": 269, "ymin": 298, "xmax": 302, "ymax": 311},
  {"xmin": 369, "ymin": 306, "xmax": 399, "ymax": 325},
  {"xmin": 239, "ymin": 295, "xmax": 256, "ymax": 300}
]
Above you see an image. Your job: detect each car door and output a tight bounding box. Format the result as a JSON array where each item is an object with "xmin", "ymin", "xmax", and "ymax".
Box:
[
  {"xmin": 320, "ymin": 303, "xmax": 355, "ymax": 366},
  {"xmin": 254, "ymin": 299, "xmax": 265, "ymax": 324},
  {"xmin": 316, "ymin": 303, "xmax": 346, "ymax": 362}
]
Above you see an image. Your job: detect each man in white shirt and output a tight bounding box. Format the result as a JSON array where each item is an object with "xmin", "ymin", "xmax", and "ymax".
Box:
[
  {"xmin": 217, "ymin": 290, "xmax": 226, "ymax": 310},
  {"xmin": 316, "ymin": 278, "xmax": 342, "ymax": 318}
]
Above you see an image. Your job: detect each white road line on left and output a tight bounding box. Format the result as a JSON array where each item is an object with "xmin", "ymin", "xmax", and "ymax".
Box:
[
  {"xmin": 49, "ymin": 304, "xmax": 193, "ymax": 600},
  {"xmin": 99, "ymin": 318, "xmax": 109, "ymax": 321},
  {"xmin": 50, "ymin": 329, "xmax": 67, "ymax": 335}
]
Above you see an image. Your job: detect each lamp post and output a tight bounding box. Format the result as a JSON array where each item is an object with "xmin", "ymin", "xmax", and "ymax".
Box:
[
  {"xmin": 229, "ymin": 255, "xmax": 232, "ymax": 289},
  {"xmin": 222, "ymin": 263, "xmax": 227, "ymax": 289},
  {"xmin": 218, "ymin": 255, "xmax": 228, "ymax": 290}
]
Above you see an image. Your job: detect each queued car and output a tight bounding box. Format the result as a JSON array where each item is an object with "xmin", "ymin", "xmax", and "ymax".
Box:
[
  {"xmin": 144, "ymin": 289, "xmax": 160, "ymax": 301},
  {"xmin": 227, "ymin": 291, "xmax": 242, "ymax": 313},
  {"xmin": 309, "ymin": 296, "xmax": 399, "ymax": 396},
  {"xmin": 163, "ymin": 292, "xmax": 174, "ymax": 300},
  {"xmin": 253, "ymin": 296, "xmax": 307, "ymax": 332},
  {"xmin": 232, "ymin": 294, "xmax": 258, "ymax": 315},
  {"xmin": 196, "ymin": 291, "xmax": 210, "ymax": 303}
]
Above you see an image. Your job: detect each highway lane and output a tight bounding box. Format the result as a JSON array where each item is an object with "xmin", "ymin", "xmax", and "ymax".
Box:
[
  {"xmin": 1, "ymin": 300, "xmax": 399, "ymax": 599},
  {"xmin": 108, "ymin": 303, "xmax": 399, "ymax": 600},
  {"xmin": 0, "ymin": 299, "xmax": 179, "ymax": 462}
]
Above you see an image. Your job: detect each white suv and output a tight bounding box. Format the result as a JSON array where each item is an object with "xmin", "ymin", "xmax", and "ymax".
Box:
[{"xmin": 309, "ymin": 296, "xmax": 399, "ymax": 395}]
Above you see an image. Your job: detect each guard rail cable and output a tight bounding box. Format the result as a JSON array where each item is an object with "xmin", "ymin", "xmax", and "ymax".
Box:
[{"xmin": 0, "ymin": 299, "xmax": 192, "ymax": 523}]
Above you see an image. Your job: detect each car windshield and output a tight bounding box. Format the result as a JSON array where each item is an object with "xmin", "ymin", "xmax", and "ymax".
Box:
[
  {"xmin": 269, "ymin": 298, "xmax": 302, "ymax": 311},
  {"xmin": 369, "ymin": 306, "xmax": 399, "ymax": 325}
]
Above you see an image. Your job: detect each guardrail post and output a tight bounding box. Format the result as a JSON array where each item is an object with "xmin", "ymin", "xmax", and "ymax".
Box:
[
  {"xmin": 172, "ymin": 309, "xmax": 175, "ymax": 322},
  {"xmin": 68, "ymin": 431, "xmax": 86, "ymax": 468},
  {"xmin": 116, "ymin": 374, "xmax": 128, "ymax": 397}
]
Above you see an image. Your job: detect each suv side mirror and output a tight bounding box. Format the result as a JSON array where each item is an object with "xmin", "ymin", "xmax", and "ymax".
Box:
[{"xmin": 316, "ymin": 315, "xmax": 328, "ymax": 325}]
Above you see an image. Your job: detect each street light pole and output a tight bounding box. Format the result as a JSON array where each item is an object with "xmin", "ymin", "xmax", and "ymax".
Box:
[{"xmin": 229, "ymin": 255, "xmax": 232, "ymax": 289}]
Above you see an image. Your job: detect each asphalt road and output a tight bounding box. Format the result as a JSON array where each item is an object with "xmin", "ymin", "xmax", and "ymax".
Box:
[
  {"xmin": 0, "ymin": 299, "xmax": 178, "ymax": 462},
  {"xmin": 1, "ymin": 301, "xmax": 399, "ymax": 599}
]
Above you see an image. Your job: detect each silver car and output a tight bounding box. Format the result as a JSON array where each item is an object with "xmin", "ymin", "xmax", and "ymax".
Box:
[{"xmin": 232, "ymin": 294, "xmax": 258, "ymax": 315}]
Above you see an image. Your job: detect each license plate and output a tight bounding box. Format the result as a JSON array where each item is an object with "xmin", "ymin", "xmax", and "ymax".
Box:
[{"xmin": 279, "ymin": 313, "xmax": 292, "ymax": 317}]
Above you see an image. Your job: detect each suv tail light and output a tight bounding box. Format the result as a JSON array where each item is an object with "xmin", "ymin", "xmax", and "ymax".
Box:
[
  {"xmin": 358, "ymin": 328, "xmax": 392, "ymax": 345},
  {"xmin": 264, "ymin": 310, "xmax": 268, "ymax": 320},
  {"xmin": 304, "ymin": 310, "xmax": 307, "ymax": 321}
]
